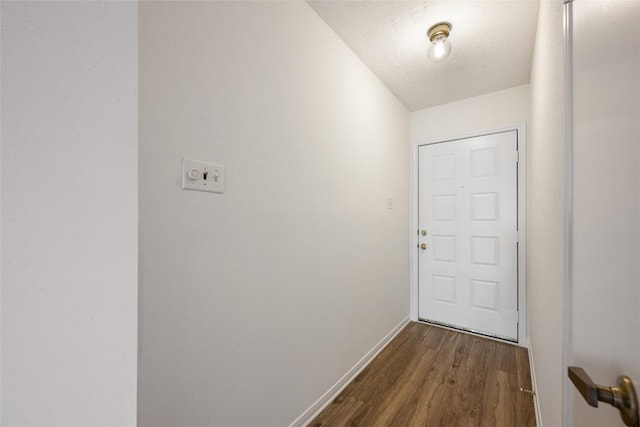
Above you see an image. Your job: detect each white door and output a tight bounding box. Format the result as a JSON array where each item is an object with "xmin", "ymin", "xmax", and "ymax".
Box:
[
  {"xmin": 569, "ymin": 1, "xmax": 640, "ymax": 425},
  {"xmin": 418, "ymin": 130, "xmax": 519, "ymax": 341}
]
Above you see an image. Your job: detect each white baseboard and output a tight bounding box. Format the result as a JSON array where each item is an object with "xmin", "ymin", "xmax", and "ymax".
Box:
[
  {"xmin": 288, "ymin": 316, "xmax": 411, "ymax": 427},
  {"xmin": 528, "ymin": 338, "xmax": 543, "ymax": 427}
]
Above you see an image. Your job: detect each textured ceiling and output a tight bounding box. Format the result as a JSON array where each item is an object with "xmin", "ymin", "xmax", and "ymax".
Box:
[{"xmin": 307, "ymin": 1, "xmax": 540, "ymax": 111}]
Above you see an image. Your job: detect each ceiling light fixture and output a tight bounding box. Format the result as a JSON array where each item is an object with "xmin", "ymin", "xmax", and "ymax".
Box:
[{"xmin": 427, "ymin": 22, "xmax": 452, "ymax": 63}]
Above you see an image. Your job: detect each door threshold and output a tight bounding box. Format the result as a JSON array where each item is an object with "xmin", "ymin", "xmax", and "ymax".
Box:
[{"xmin": 418, "ymin": 318, "xmax": 519, "ymax": 345}]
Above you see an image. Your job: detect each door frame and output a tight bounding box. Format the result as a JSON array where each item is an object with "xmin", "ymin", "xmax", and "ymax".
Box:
[
  {"xmin": 563, "ymin": 2, "xmax": 573, "ymax": 424},
  {"xmin": 410, "ymin": 124, "xmax": 528, "ymax": 346}
]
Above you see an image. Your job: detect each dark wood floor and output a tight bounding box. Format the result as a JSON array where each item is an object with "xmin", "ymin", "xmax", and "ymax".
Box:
[{"xmin": 311, "ymin": 322, "xmax": 536, "ymax": 427}]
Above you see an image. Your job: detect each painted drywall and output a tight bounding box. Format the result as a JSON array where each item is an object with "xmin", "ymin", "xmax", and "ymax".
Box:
[
  {"xmin": 138, "ymin": 2, "xmax": 409, "ymax": 426},
  {"xmin": 571, "ymin": 2, "xmax": 640, "ymax": 426},
  {"xmin": 410, "ymin": 84, "xmax": 531, "ymax": 144},
  {"xmin": 528, "ymin": 1, "xmax": 566, "ymax": 426},
  {"xmin": 1, "ymin": 2, "xmax": 138, "ymax": 425}
]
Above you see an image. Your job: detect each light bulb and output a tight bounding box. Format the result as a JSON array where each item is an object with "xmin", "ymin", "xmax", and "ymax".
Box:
[
  {"xmin": 427, "ymin": 36, "xmax": 452, "ymax": 63},
  {"xmin": 434, "ymin": 39, "xmax": 446, "ymax": 58}
]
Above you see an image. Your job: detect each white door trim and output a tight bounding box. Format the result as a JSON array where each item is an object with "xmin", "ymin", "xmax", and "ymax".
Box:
[
  {"xmin": 410, "ymin": 124, "xmax": 527, "ymax": 346},
  {"xmin": 563, "ymin": 2, "xmax": 574, "ymax": 426}
]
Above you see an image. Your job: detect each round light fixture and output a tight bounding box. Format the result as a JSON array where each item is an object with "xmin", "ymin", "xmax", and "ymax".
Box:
[{"xmin": 427, "ymin": 22, "xmax": 452, "ymax": 63}]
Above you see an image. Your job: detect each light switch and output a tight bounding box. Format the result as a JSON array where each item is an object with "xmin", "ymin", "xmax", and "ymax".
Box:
[{"xmin": 182, "ymin": 158, "xmax": 224, "ymax": 193}]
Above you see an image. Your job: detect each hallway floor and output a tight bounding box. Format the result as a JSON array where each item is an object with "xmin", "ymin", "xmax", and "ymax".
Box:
[{"xmin": 311, "ymin": 322, "xmax": 536, "ymax": 426}]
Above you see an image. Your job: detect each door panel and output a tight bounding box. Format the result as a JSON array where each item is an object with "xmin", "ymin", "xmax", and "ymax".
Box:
[
  {"xmin": 571, "ymin": 1, "xmax": 640, "ymax": 425},
  {"xmin": 418, "ymin": 131, "xmax": 519, "ymax": 340}
]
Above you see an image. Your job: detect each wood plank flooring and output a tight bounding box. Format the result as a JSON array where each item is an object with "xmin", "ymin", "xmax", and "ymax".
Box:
[{"xmin": 310, "ymin": 322, "xmax": 536, "ymax": 427}]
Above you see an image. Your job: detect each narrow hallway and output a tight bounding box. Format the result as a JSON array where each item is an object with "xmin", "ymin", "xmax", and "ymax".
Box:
[{"xmin": 312, "ymin": 322, "xmax": 536, "ymax": 426}]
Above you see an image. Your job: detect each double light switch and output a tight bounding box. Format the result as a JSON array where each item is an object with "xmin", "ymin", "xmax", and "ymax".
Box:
[{"xmin": 182, "ymin": 158, "xmax": 224, "ymax": 193}]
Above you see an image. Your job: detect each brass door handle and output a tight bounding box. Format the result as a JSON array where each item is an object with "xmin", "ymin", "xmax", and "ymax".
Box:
[
  {"xmin": 568, "ymin": 366, "xmax": 639, "ymax": 426},
  {"xmin": 420, "ymin": 243, "xmax": 427, "ymax": 250}
]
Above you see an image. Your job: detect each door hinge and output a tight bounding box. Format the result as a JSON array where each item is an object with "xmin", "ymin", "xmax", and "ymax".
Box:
[
  {"xmin": 515, "ymin": 150, "xmax": 520, "ymax": 163},
  {"xmin": 511, "ymin": 311, "xmax": 520, "ymax": 324}
]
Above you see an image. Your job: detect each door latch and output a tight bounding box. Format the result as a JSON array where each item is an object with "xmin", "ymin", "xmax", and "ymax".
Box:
[{"xmin": 568, "ymin": 366, "xmax": 639, "ymax": 426}]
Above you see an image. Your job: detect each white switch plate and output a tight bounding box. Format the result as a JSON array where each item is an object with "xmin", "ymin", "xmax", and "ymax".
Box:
[{"xmin": 182, "ymin": 158, "xmax": 224, "ymax": 193}]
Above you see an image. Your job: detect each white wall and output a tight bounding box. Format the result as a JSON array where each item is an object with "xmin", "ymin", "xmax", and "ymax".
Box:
[
  {"xmin": 410, "ymin": 84, "xmax": 530, "ymax": 144},
  {"xmin": 138, "ymin": 2, "xmax": 409, "ymax": 426},
  {"xmin": 1, "ymin": 2, "xmax": 138, "ymax": 425},
  {"xmin": 528, "ymin": 1, "xmax": 566, "ymax": 426}
]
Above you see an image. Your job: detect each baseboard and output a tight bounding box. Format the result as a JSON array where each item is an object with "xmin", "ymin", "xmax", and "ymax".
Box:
[
  {"xmin": 528, "ymin": 338, "xmax": 543, "ymax": 427},
  {"xmin": 288, "ymin": 316, "xmax": 411, "ymax": 427}
]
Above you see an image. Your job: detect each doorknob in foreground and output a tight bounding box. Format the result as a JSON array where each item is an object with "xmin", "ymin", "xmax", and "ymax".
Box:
[
  {"xmin": 420, "ymin": 243, "xmax": 427, "ymax": 250},
  {"xmin": 568, "ymin": 366, "xmax": 639, "ymax": 427}
]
